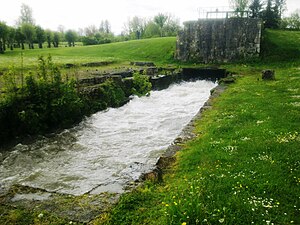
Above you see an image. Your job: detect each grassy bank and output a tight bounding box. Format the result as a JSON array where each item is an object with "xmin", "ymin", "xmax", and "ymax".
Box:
[{"xmin": 0, "ymin": 37, "xmax": 176, "ymax": 70}]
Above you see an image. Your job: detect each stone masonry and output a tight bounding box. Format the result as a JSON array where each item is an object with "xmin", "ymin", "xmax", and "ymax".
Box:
[{"xmin": 176, "ymin": 18, "xmax": 262, "ymax": 63}]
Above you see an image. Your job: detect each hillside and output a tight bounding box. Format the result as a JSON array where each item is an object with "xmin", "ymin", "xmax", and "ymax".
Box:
[{"xmin": 0, "ymin": 37, "xmax": 177, "ymax": 70}]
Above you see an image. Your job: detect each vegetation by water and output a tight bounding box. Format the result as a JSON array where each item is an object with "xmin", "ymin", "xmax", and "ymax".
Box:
[
  {"xmin": 0, "ymin": 56, "xmax": 152, "ymax": 146},
  {"xmin": 0, "ymin": 29, "xmax": 299, "ymax": 224}
]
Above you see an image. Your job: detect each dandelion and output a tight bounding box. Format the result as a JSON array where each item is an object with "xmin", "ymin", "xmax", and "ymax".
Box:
[{"xmin": 182, "ymin": 222, "xmax": 187, "ymax": 225}]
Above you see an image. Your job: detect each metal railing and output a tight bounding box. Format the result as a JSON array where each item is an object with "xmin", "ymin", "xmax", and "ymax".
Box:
[{"xmin": 198, "ymin": 7, "xmax": 250, "ymax": 19}]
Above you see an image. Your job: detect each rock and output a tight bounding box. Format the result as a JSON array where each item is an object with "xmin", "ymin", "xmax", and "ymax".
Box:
[
  {"xmin": 262, "ymin": 69, "xmax": 275, "ymax": 80},
  {"xmin": 65, "ymin": 63, "xmax": 76, "ymax": 68},
  {"xmin": 130, "ymin": 62, "xmax": 155, "ymax": 67},
  {"xmin": 81, "ymin": 61, "xmax": 113, "ymax": 67}
]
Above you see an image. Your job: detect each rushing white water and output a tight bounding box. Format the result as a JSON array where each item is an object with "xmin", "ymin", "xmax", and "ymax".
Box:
[{"xmin": 0, "ymin": 80, "xmax": 216, "ymax": 195}]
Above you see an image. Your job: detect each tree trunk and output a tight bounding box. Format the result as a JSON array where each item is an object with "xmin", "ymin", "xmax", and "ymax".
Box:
[
  {"xmin": 0, "ymin": 41, "xmax": 4, "ymax": 54},
  {"xmin": 39, "ymin": 42, "xmax": 43, "ymax": 48},
  {"xmin": 10, "ymin": 44, "xmax": 13, "ymax": 51},
  {"xmin": 47, "ymin": 41, "xmax": 51, "ymax": 48},
  {"xmin": 21, "ymin": 42, "xmax": 25, "ymax": 50}
]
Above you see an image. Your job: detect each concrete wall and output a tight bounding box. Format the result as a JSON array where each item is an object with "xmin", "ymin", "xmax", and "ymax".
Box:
[{"xmin": 176, "ymin": 18, "xmax": 262, "ymax": 63}]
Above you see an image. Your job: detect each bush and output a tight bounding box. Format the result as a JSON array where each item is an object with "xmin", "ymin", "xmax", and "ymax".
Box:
[{"xmin": 131, "ymin": 72, "xmax": 152, "ymax": 97}]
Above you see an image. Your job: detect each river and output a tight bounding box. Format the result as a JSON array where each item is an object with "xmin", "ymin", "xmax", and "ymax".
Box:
[{"xmin": 0, "ymin": 80, "xmax": 216, "ymax": 196}]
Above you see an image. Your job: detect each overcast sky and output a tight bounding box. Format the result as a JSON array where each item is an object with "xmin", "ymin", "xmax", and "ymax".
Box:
[{"xmin": 1, "ymin": 0, "xmax": 299, "ymax": 34}]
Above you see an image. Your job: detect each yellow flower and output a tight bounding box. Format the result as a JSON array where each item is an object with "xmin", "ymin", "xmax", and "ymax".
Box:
[{"xmin": 182, "ymin": 222, "xmax": 187, "ymax": 225}]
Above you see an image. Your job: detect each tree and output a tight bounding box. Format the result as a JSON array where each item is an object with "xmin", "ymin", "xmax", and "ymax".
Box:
[
  {"xmin": 144, "ymin": 22, "xmax": 160, "ymax": 38},
  {"xmin": 99, "ymin": 20, "xmax": 111, "ymax": 34},
  {"xmin": 249, "ymin": 0, "xmax": 264, "ymax": 18},
  {"xmin": 0, "ymin": 21, "xmax": 8, "ymax": 53},
  {"xmin": 281, "ymin": 9, "xmax": 300, "ymax": 30},
  {"xmin": 65, "ymin": 30, "xmax": 77, "ymax": 47},
  {"xmin": 154, "ymin": 13, "xmax": 169, "ymax": 37},
  {"xmin": 230, "ymin": 0, "xmax": 249, "ymax": 17},
  {"xmin": 15, "ymin": 27, "xmax": 26, "ymax": 49},
  {"xmin": 35, "ymin": 25, "xmax": 45, "ymax": 48},
  {"xmin": 45, "ymin": 29, "xmax": 53, "ymax": 48},
  {"xmin": 164, "ymin": 15, "xmax": 181, "ymax": 36},
  {"xmin": 53, "ymin": 32, "xmax": 60, "ymax": 47},
  {"xmin": 21, "ymin": 23, "xmax": 36, "ymax": 49},
  {"xmin": 84, "ymin": 25, "xmax": 98, "ymax": 37},
  {"xmin": 262, "ymin": 0, "xmax": 279, "ymax": 28},
  {"xmin": 18, "ymin": 3, "xmax": 35, "ymax": 25},
  {"xmin": 7, "ymin": 27, "xmax": 16, "ymax": 51},
  {"xmin": 124, "ymin": 16, "xmax": 146, "ymax": 39},
  {"xmin": 274, "ymin": 0, "xmax": 286, "ymax": 19}
]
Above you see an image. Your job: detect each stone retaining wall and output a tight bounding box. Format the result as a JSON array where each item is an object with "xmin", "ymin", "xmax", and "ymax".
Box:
[{"xmin": 176, "ymin": 18, "xmax": 262, "ymax": 63}]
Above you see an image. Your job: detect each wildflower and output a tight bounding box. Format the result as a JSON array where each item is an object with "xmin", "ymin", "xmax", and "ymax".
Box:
[
  {"xmin": 219, "ymin": 218, "xmax": 225, "ymax": 223},
  {"xmin": 174, "ymin": 202, "xmax": 178, "ymax": 206},
  {"xmin": 182, "ymin": 222, "xmax": 187, "ymax": 225},
  {"xmin": 38, "ymin": 213, "xmax": 44, "ymax": 218}
]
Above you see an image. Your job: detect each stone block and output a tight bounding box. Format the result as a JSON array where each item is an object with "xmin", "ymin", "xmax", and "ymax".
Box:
[{"xmin": 262, "ymin": 69, "xmax": 275, "ymax": 80}]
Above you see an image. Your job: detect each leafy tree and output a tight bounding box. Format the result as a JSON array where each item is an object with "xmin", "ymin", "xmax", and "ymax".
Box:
[
  {"xmin": 122, "ymin": 17, "xmax": 146, "ymax": 39},
  {"xmin": 144, "ymin": 22, "xmax": 160, "ymax": 38},
  {"xmin": 262, "ymin": 0, "xmax": 278, "ymax": 28},
  {"xmin": 0, "ymin": 21, "xmax": 8, "ymax": 53},
  {"xmin": 53, "ymin": 32, "xmax": 60, "ymax": 47},
  {"xmin": 45, "ymin": 29, "xmax": 53, "ymax": 48},
  {"xmin": 274, "ymin": 0, "xmax": 286, "ymax": 18},
  {"xmin": 35, "ymin": 25, "xmax": 45, "ymax": 48},
  {"xmin": 57, "ymin": 25, "xmax": 65, "ymax": 42},
  {"xmin": 18, "ymin": 3, "xmax": 35, "ymax": 25},
  {"xmin": 163, "ymin": 15, "xmax": 181, "ymax": 36},
  {"xmin": 7, "ymin": 27, "xmax": 16, "ymax": 51},
  {"xmin": 84, "ymin": 25, "xmax": 98, "ymax": 37},
  {"xmin": 129, "ymin": 16, "xmax": 146, "ymax": 39},
  {"xmin": 249, "ymin": 0, "xmax": 264, "ymax": 18},
  {"xmin": 65, "ymin": 30, "xmax": 77, "ymax": 47},
  {"xmin": 230, "ymin": 0, "xmax": 249, "ymax": 17},
  {"xmin": 281, "ymin": 9, "xmax": 300, "ymax": 30},
  {"xmin": 21, "ymin": 23, "xmax": 36, "ymax": 49},
  {"xmin": 15, "ymin": 27, "xmax": 26, "ymax": 49},
  {"xmin": 154, "ymin": 13, "xmax": 169, "ymax": 37},
  {"xmin": 99, "ymin": 20, "xmax": 111, "ymax": 34}
]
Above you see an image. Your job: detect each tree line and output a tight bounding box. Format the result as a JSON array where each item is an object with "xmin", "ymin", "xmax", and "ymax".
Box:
[
  {"xmin": 231, "ymin": 0, "xmax": 300, "ymax": 30},
  {"xmin": 0, "ymin": 4, "xmax": 181, "ymax": 54}
]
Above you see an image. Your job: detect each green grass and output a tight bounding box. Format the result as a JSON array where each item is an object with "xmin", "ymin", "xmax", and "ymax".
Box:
[
  {"xmin": 0, "ymin": 37, "xmax": 176, "ymax": 70},
  {"xmin": 260, "ymin": 29, "xmax": 300, "ymax": 65}
]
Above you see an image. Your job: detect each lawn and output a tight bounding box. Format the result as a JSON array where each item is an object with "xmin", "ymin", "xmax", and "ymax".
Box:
[{"xmin": 0, "ymin": 37, "xmax": 177, "ymax": 70}]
